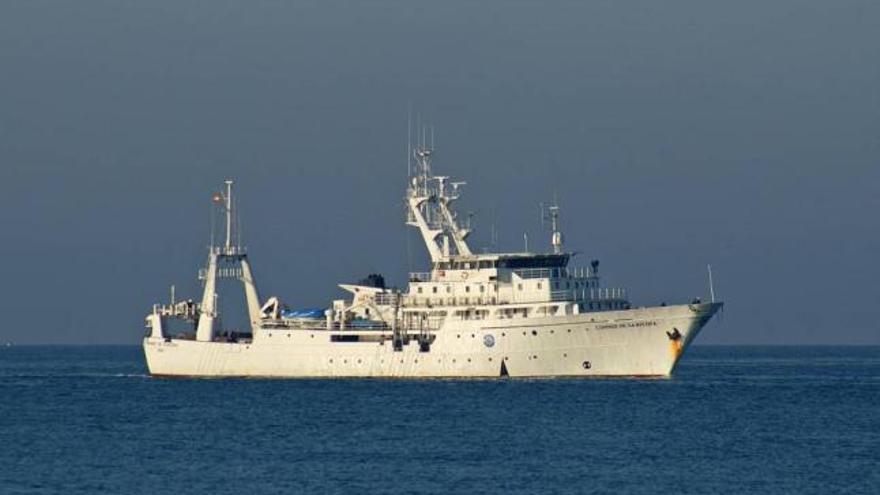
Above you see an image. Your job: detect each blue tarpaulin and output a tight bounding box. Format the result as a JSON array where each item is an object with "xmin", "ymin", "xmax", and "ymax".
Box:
[{"xmin": 281, "ymin": 308, "xmax": 325, "ymax": 319}]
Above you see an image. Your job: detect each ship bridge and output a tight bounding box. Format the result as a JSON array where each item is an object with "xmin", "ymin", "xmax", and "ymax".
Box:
[{"xmin": 401, "ymin": 142, "xmax": 629, "ymax": 314}]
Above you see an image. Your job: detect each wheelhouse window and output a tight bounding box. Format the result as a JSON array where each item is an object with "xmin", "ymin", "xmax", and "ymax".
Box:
[{"xmin": 498, "ymin": 254, "xmax": 569, "ymax": 269}]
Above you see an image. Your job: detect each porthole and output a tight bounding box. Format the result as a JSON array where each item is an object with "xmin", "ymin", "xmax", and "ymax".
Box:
[
  {"xmin": 343, "ymin": 359, "xmax": 348, "ymax": 364},
  {"xmin": 467, "ymin": 358, "xmax": 471, "ymax": 362},
  {"xmin": 287, "ymin": 334, "xmax": 290, "ymax": 338},
  {"xmin": 357, "ymin": 359, "xmax": 361, "ymax": 364},
  {"xmin": 567, "ymin": 329, "xmax": 571, "ymax": 333},
  {"xmin": 329, "ymin": 358, "xmax": 334, "ymax": 363},
  {"xmin": 471, "ymin": 334, "xmax": 475, "ymax": 338},
  {"xmin": 489, "ymin": 357, "xmax": 493, "ymax": 362},
  {"xmin": 582, "ymin": 361, "xmax": 592, "ymax": 370},
  {"xmin": 532, "ymin": 330, "xmax": 537, "ymax": 336},
  {"xmin": 502, "ymin": 332, "xmax": 506, "ymax": 337}
]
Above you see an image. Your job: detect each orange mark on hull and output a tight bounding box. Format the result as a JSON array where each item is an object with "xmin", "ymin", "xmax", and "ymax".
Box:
[{"xmin": 670, "ymin": 339, "xmax": 683, "ymax": 360}]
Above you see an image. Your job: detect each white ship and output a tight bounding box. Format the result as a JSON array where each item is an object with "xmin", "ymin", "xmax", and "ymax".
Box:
[{"xmin": 143, "ymin": 146, "xmax": 722, "ymax": 378}]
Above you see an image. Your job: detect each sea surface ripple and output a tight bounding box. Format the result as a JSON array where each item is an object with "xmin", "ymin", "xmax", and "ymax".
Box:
[{"xmin": 1, "ymin": 346, "xmax": 877, "ymax": 494}]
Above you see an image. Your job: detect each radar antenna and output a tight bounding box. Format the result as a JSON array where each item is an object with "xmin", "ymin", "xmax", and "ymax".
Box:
[
  {"xmin": 404, "ymin": 130, "xmax": 473, "ymax": 261},
  {"xmin": 541, "ymin": 202, "xmax": 565, "ymax": 254}
]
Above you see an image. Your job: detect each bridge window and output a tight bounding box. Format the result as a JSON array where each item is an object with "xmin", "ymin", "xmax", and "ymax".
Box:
[{"xmin": 498, "ymin": 255, "xmax": 568, "ymax": 269}]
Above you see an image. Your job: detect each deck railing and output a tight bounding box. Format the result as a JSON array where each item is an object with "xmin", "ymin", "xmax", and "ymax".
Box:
[{"xmin": 512, "ymin": 267, "xmax": 597, "ymax": 280}]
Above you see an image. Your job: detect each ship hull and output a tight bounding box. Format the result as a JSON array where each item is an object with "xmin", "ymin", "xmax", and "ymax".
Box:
[{"xmin": 143, "ymin": 303, "xmax": 721, "ymax": 378}]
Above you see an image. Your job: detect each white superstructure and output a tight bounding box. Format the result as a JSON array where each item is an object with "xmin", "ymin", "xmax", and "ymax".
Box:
[{"xmin": 143, "ymin": 146, "xmax": 722, "ymax": 378}]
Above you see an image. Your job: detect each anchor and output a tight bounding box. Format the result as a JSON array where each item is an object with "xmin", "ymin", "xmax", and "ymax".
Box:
[{"xmin": 666, "ymin": 327, "xmax": 682, "ymax": 341}]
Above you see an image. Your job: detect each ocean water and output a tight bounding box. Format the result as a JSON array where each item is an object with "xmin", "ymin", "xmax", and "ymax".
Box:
[{"xmin": 0, "ymin": 346, "xmax": 877, "ymax": 494}]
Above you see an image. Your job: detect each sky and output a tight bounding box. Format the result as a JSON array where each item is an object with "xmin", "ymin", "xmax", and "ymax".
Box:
[{"xmin": 0, "ymin": 1, "xmax": 877, "ymax": 345}]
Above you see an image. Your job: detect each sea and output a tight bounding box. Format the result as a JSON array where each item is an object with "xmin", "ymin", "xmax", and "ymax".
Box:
[{"xmin": 1, "ymin": 345, "xmax": 877, "ymax": 494}]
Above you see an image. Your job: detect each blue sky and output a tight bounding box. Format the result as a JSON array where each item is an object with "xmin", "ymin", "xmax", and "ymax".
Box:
[{"xmin": 1, "ymin": 1, "xmax": 877, "ymax": 344}]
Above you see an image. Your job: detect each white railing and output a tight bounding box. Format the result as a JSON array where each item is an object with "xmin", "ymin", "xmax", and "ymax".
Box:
[
  {"xmin": 397, "ymin": 289, "xmax": 630, "ymax": 307},
  {"xmin": 512, "ymin": 267, "xmax": 598, "ymax": 280},
  {"xmin": 152, "ymin": 301, "xmax": 201, "ymax": 318},
  {"xmin": 374, "ymin": 293, "xmax": 401, "ymax": 306},
  {"xmin": 400, "ymin": 296, "xmax": 500, "ymax": 307},
  {"xmin": 198, "ymin": 267, "xmax": 243, "ymax": 280},
  {"xmin": 550, "ymin": 290, "xmax": 570, "ymax": 302},
  {"xmin": 262, "ymin": 319, "xmax": 392, "ymax": 331},
  {"xmin": 513, "ymin": 268, "xmax": 552, "ymax": 279},
  {"xmin": 544, "ymin": 288, "xmax": 629, "ymax": 303}
]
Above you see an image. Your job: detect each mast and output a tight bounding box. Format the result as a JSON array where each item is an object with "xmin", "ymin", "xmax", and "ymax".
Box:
[
  {"xmin": 225, "ymin": 180, "xmax": 233, "ymax": 254},
  {"xmin": 549, "ymin": 205, "xmax": 564, "ymax": 254},
  {"xmin": 405, "ymin": 142, "xmax": 473, "ymax": 262},
  {"xmin": 196, "ymin": 180, "xmax": 262, "ymax": 342}
]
